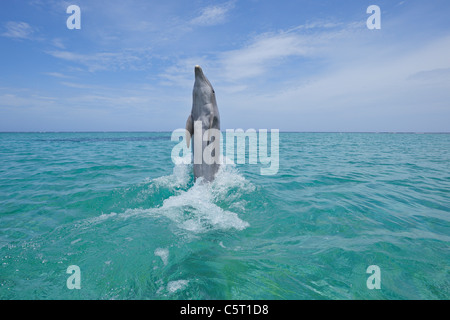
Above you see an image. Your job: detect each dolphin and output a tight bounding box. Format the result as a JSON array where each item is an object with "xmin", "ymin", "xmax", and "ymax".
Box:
[{"xmin": 185, "ymin": 65, "xmax": 221, "ymax": 182}]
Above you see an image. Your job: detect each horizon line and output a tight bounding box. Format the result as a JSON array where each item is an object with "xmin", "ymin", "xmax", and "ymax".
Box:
[{"xmin": 1, "ymin": 131, "xmax": 449, "ymax": 134}]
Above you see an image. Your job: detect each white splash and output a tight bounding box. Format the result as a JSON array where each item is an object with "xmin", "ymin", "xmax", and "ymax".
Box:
[
  {"xmin": 154, "ymin": 248, "xmax": 169, "ymax": 266},
  {"xmin": 83, "ymin": 155, "xmax": 252, "ymax": 234},
  {"xmin": 167, "ymin": 280, "xmax": 189, "ymax": 293}
]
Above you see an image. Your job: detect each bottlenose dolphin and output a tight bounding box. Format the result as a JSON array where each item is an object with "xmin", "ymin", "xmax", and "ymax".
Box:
[{"xmin": 185, "ymin": 65, "xmax": 221, "ymax": 182}]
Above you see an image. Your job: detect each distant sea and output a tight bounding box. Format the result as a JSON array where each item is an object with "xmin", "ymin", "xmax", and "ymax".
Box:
[{"xmin": 0, "ymin": 132, "xmax": 449, "ymax": 299}]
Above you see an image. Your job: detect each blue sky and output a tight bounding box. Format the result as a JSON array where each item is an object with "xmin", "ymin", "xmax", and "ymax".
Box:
[{"xmin": 1, "ymin": 0, "xmax": 449, "ymax": 132}]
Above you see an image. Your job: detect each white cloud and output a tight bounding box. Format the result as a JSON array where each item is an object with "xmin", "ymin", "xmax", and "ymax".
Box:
[
  {"xmin": 47, "ymin": 49, "xmax": 152, "ymax": 72},
  {"xmin": 217, "ymin": 32, "xmax": 450, "ymax": 131},
  {"xmin": 60, "ymin": 81, "xmax": 96, "ymax": 89},
  {"xmin": 43, "ymin": 72, "xmax": 72, "ymax": 79},
  {"xmin": 158, "ymin": 25, "xmax": 325, "ymax": 88},
  {"xmin": 2, "ymin": 21, "xmax": 34, "ymax": 39},
  {"xmin": 190, "ymin": 1, "xmax": 235, "ymax": 26},
  {"xmin": 0, "ymin": 90, "xmax": 57, "ymax": 109},
  {"xmin": 219, "ymin": 32, "xmax": 310, "ymax": 81},
  {"xmin": 408, "ymin": 68, "xmax": 450, "ymax": 83},
  {"xmin": 158, "ymin": 56, "xmax": 210, "ymax": 88},
  {"xmin": 150, "ymin": 19, "xmax": 450, "ymax": 131},
  {"xmin": 215, "ymin": 21, "xmax": 365, "ymax": 84},
  {"xmin": 51, "ymin": 38, "xmax": 66, "ymax": 49}
]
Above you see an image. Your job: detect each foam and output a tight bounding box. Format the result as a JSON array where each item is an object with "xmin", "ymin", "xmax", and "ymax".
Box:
[
  {"xmin": 157, "ymin": 180, "xmax": 250, "ymax": 233},
  {"xmin": 154, "ymin": 247, "xmax": 169, "ymax": 266},
  {"xmin": 167, "ymin": 280, "xmax": 189, "ymax": 293},
  {"xmin": 145, "ymin": 157, "xmax": 251, "ymax": 233},
  {"xmin": 82, "ymin": 157, "xmax": 252, "ymax": 234},
  {"xmin": 210, "ymin": 162, "xmax": 256, "ymax": 201},
  {"xmin": 152, "ymin": 154, "xmax": 192, "ymax": 190}
]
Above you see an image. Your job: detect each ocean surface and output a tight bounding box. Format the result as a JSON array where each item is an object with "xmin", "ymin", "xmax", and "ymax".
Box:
[{"xmin": 0, "ymin": 132, "xmax": 449, "ymax": 300}]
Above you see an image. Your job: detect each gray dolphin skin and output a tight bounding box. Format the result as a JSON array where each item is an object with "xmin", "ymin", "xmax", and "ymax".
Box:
[{"xmin": 185, "ymin": 65, "xmax": 221, "ymax": 182}]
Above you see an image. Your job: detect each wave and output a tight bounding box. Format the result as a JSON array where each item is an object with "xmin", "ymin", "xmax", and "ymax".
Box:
[{"xmin": 83, "ymin": 155, "xmax": 253, "ymax": 234}]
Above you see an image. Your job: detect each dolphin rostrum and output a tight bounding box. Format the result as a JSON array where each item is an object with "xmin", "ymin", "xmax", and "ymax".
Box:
[{"xmin": 185, "ymin": 65, "xmax": 221, "ymax": 182}]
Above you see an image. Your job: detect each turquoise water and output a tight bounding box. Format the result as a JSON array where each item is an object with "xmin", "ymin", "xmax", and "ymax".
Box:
[{"xmin": 0, "ymin": 132, "xmax": 449, "ymax": 299}]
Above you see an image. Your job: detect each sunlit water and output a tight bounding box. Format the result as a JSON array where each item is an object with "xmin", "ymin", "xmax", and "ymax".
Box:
[{"xmin": 0, "ymin": 132, "xmax": 449, "ymax": 299}]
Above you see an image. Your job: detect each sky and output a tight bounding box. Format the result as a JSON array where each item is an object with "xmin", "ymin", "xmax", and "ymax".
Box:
[{"xmin": 0, "ymin": 0, "xmax": 450, "ymax": 132}]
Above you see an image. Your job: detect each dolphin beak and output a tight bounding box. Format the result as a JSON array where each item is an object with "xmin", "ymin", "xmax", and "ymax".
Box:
[{"xmin": 195, "ymin": 65, "xmax": 203, "ymax": 78}]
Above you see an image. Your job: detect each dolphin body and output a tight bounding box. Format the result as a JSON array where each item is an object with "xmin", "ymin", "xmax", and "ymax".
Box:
[{"xmin": 185, "ymin": 65, "xmax": 221, "ymax": 182}]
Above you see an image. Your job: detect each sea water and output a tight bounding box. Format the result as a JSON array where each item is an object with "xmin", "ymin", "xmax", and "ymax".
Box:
[{"xmin": 0, "ymin": 132, "xmax": 449, "ymax": 299}]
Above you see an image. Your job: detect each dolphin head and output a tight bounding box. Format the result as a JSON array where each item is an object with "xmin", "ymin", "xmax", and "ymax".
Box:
[
  {"xmin": 193, "ymin": 65, "xmax": 216, "ymax": 107},
  {"xmin": 194, "ymin": 65, "xmax": 210, "ymax": 86}
]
